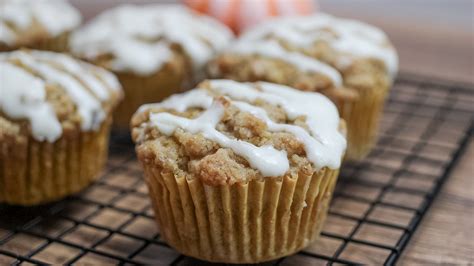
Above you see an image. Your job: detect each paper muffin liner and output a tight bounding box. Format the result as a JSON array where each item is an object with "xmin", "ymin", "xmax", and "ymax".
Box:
[
  {"xmin": 335, "ymin": 86, "xmax": 388, "ymax": 161},
  {"xmin": 142, "ymin": 163, "xmax": 339, "ymax": 263},
  {"xmin": 112, "ymin": 65, "xmax": 190, "ymax": 130},
  {"xmin": 29, "ymin": 32, "xmax": 71, "ymax": 52},
  {"xmin": 0, "ymin": 32, "xmax": 71, "ymax": 53},
  {"xmin": 0, "ymin": 118, "xmax": 112, "ymax": 206}
]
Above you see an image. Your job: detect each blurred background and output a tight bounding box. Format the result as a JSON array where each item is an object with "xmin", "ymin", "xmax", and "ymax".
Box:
[{"xmin": 70, "ymin": 0, "xmax": 473, "ymax": 83}]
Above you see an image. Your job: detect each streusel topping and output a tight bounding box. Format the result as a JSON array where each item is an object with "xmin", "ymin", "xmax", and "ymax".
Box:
[
  {"xmin": 0, "ymin": 0, "xmax": 81, "ymax": 46},
  {"xmin": 70, "ymin": 5, "xmax": 233, "ymax": 76},
  {"xmin": 132, "ymin": 80, "xmax": 346, "ymax": 185},
  {"xmin": 0, "ymin": 50, "xmax": 122, "ymax": 142},
  {"xmin": 208, "ymin": 13, "xmax": 397, "ymax": 97}
]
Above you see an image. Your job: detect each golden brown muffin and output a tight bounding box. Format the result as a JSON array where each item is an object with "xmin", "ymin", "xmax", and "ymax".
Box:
[
  {"xmin": 70, "ymin": 4, "xmax": 233, "ymax": 129},
  {"xmin": 0, "ymin": 50, "xmax": 123, "ymax": 206},
  {"xmin": 0, "ymin": 0, "xmax": 81, "ymax": 52},
  {"xmin": 131, "ymin": 79, "xmax": 346, "ymax": 263},
  {"xmin": 208, "ymin": 14, "xmax": 398, "ymax": 160}
]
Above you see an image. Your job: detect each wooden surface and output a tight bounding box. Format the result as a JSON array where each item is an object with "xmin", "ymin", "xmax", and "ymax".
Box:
[
  {"xmin": 320, "ymin": 1, "xmax": 474, "ymax": 264},
  {"xmin": 400, "ymin": 139, "xmax": 474, "ymax": 265}
]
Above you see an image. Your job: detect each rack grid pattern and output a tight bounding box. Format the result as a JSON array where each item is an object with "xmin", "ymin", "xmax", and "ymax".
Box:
[{"xmin": 1, "ymin": 74, "xmax": 473, "ymax": 265}]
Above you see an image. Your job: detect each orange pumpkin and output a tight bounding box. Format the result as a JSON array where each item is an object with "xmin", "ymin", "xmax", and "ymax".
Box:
[{"xmin": 184, "ymin": 0, "xmax": 317, "ymax": 33}]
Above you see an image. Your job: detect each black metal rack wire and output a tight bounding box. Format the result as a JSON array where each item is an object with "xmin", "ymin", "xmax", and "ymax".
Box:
[{"xmin": 1, "ymin": 74, "xmax": 473, "ymax": 265}]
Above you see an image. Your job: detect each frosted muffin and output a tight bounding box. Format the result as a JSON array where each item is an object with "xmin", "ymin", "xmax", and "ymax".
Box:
[
  {"xmin": 0, "ymin": 50, "xmax": 122, "ymax": 206},
  {"xmin": 70, "ymin": 5, "xmax": 233, "ymax": 129},
  {"xmin": 208, "ymin": 14, "xmax": 398, "ymax": 160},
  {"xmin": 0, "ymin": 0, "xmax": 81, "ymax": 52},
  {"xmin": 131, "ymin": 80, "xmax": 346, "ymax": 263}
]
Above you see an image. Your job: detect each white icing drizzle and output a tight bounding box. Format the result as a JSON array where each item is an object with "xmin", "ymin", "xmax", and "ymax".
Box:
[
  {"xmin": 0, "ymin": 0, "xmax": 81, "ymax": 45},
  {"xmin": 0, "ymin": 62, "xmax": 62, "ymax": 142},
  {"xmin": 209, "ymin": 80, "xmax": 346, "ymax": 170},
  {"xmin": 138, "ymin": 80, "xmax": 346, "ymax": 177},
  {"xmin": 231, "ymin": 39, "xmax": 342, "ymax": 86},
  {"xmin": 70, "ymin": 5, "xmax": 233, "ymax": 76},
  {"xmin": 12, "ymin": 52, "xmax": 104, "ymax": 131},
  {"xmin": 151, "ymin": 101, "xmax": 289, "ymax": 177},
  {"xmin": 0, "ymin": 23, "xmax": 15, "ymax": 44},
  {"xmin": 1, "ymin": 50, "xmax": 121, "ymax": 140},
  {"xmin": 30, "ymin": 51, "xmax": 116, "ymax": 101},
  {"xmin": 93, "ymin": 67, "xmax": 122, "ymax": 93},
  {"xmin": 237, "ymin": 13, "xmax": 398, "ymax": 78}
]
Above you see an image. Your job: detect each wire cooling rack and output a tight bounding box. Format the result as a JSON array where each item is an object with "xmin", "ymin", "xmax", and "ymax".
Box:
[{"xmin": 1, "ymin": 74, "xmax": 473, "ymax": 265}]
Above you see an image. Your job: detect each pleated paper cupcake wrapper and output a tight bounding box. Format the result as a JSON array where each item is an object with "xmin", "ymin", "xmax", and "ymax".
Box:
[
  {"xmin": 113, "ymin": 62, "xmax": 191, "ymax": 130},
  {"xmin": 29, "ymin": 31, "xmax": 71, "ymax": 52},
  {"xmin": 336, "ymin": 86, "xmax": 388, "ymax": 161},
  {"xmin": 0, "ymin": 32, "xmax": 71, "ymax": 53},
  {"xmin": 0, "ymin": 118, "xmax": 112, "ymax": 206},
  {"xmin": 143, "ymin": 165, "xmax": 339, "ymax": 263}
]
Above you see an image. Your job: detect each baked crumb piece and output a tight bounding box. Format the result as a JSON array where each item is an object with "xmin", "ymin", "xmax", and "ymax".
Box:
[{"xmin": 189, "ymin": 148, "xmax": 259, "ymax": 185}]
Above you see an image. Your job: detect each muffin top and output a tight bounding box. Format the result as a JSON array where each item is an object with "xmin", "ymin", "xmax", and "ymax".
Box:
[
  {"xmin": 70, "ymin": 4, "xmax": 233, "ymax": 76},
  {"xmin": 0, "ymin": 0, "xmax": 81, "ymax": 47},
  {"xmin": 0, "ymin": 50, "xmax": 123, "ymax": 142},
  {"xmin": 209, "ymin": 13, "xmax": 397, "ymax": 97},
  {"xmin": 132, "ymin": 80, "xmax": 346, "ymax": 185}
]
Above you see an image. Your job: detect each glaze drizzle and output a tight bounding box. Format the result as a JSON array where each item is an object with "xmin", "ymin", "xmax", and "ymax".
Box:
[
  {"xmin": 0, "ymin": 0, "xmax": 81, "ymax": 45},
  {"xmin": 137, "ymin": 80, "xmax": 346, "ymax": 176},
  {"xmin": 229, "ymin": 13, "xmax": 398, "ymax": 81},
  {"xmin": 0, "ymin": 51, "xmax": 121, "ymax": 142},
  {"xmin": 71, "ymin": 5, "xmax": 233, "ymax": 75}
]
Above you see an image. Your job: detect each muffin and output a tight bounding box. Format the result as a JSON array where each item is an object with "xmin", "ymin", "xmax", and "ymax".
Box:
[
  {"xmin": 0, "ymin": 0, "xmax": 81, "ymax": 52},
  {"xmin": 131, "ymin": 79, "xmax": 346, "ymax": 263},
  {"xmin": 70, "ymin": 4, "xmax": 233, "ymax": 129},
  {"xmin": 0, "ymin": 50, "xmax": 122, "ymax": 206},
  {"xmin": 208, "ymin": 14, "xmax": 398, "ymax": 160}
]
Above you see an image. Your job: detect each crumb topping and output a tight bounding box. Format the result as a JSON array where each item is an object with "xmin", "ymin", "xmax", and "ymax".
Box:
[
  {"xmin": 208, "ymin": 13, "xmax": 397, "ymax": 100},
  {"xmin": 0, "ymin": 50, "xmax": 122, "ymax": 142},
  {"xmin": 70, "ymin": 5, "xmax": 233, "ymax": 76},
  {"xmin": 132, "ymin": 80, "xmax": 346, "ymax": 186}
]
